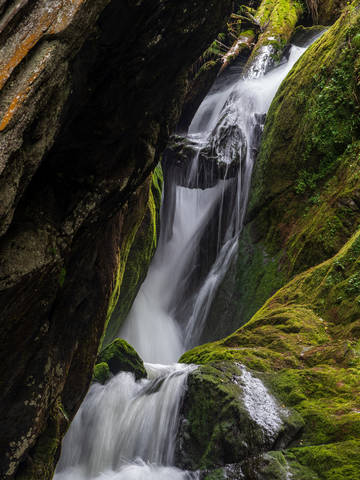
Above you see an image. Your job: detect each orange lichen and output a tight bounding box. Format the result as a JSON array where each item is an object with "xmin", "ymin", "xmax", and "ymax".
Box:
[
  {"xmin": 0, "ymin": 1, "xmax": 85, "ymax": 91},
  {"xmin": 0, "ymin": 59, "xmax": 48, "ymax": 131},
  {"xmin": 0, "ymin": 9, "xmax": 56, "ymax": 90}
]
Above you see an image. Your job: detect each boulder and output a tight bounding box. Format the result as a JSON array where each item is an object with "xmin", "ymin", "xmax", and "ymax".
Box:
[
  {"xmin": 97, "ymin": 338, "xmax": 147, "ymax": 381},
  {"xmin": 176, "ymin": 362, "xmax": 303, "ymax": 470}
]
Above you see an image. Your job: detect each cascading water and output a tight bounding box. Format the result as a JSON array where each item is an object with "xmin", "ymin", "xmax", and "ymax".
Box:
[
  {"xmin": 56, "ymin": 37, "xmax": 320, "ymax": 480},
  {"xmin": 121, "ymin": 41, "xmax": 315, "ymax": 357},
  {"xmin": 55, "ymin": 363, "xmax": 197, "ymax": 480}
]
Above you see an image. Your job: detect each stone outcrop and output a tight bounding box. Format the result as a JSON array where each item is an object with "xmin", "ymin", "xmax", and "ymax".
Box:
[
  {"xmin": 0, "ymin": 1, "xmax": 233, "ymax": 478},
  {"xmin": 96, "ymin": 338, "xmax": 147, "ymax": 382},
  {"xmin": 176, "ymin": 362, "xmax": 303, "ymax": 470}
]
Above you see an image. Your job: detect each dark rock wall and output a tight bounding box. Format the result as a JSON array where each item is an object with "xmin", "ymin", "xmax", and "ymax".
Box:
[
  {"xmin": 0, "ymin": 0, "xmax": 233, "ymax": 478},
  {"xmin": 102, "ymin": 166, "xmax": 163, "ymax": 348}
]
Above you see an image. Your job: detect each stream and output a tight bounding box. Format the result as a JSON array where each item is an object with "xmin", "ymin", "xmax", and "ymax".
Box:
[{"xmin": 55, "ymin": 39, "xmax": 317, "ymax": 480}]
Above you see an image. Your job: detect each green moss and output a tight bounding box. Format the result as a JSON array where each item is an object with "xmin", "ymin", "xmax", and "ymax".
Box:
[
  {"xmin": 286, "ymin": 440, "xmax": 360, "ymax": 480},
  {"xmin": 352, "ymin": 32, "xmax": 360, "ymax": 48},
  {"xmin": 233, "ymin": 227, "xmax": 287, "ymax": 323},
  {"xmin": 246, "ymin": 0, "xmax": 303, "ymax": 68},
  {"xmin": 179, "ymin": 362, "xmax": 303, "ymax": 470},
  {"xmin": 102, "ymin": 165, "xmax": 163, "ymax": 347},
  {"xmin": 93, "ymin": 362, "xmax": 110, "ymax": 385},
  {"xmin": 251, "ymin": 2, "xmax": 360, "ymax": 224},
  {"xmin": 98, "ymin": 338, "xmax": 147, "ymax": 380},
  {"xmin": 231, "ymin": 3, "xmax": 360, "ymax": 325},
  {"xmin": 58, "ymin": 267, "xmax": 66, "ymax": 287},
  {"xmin": 181, "ymin": 228, "xmax": 360, "ymax": 474}
]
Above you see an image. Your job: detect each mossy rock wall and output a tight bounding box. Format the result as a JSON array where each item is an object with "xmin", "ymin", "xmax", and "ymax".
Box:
[
  {"xmin": 215, "ymin": 1, "xmax": 360, "ymax": 328},
  {"xmin": 0, "ymin": 0, "xmax": 234, "ymax": 477},
  {"xmin": 102, "ymin": 165, "xmax": 163, "ymax": 347}
]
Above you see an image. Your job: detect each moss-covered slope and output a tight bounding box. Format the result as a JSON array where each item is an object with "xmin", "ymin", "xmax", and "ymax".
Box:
[
  {"xmin": 230, "ymin": 1, "xmax": 360, "ymax": 324},
  {"xmin": 181, "ymin": 226, "xmax": 360, "ymax": 479}
]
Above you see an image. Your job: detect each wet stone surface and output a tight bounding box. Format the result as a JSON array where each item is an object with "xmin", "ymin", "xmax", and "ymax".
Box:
[{"xmin": 176, "ymin": 362, "xmax": 304, "ymax": 470}]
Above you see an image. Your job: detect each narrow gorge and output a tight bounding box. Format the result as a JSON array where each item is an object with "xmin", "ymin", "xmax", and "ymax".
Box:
[{"xmin": 0, "ymin": 1, "xmax": 359, "ymax": 480}]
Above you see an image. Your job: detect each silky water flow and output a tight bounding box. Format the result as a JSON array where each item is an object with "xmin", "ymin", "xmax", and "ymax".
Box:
[{"xmin": 55, "ymin": 39, "xmax": 318, "ymax": 480}]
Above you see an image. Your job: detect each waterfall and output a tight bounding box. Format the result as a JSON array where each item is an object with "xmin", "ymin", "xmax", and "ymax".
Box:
[
  {"xmin": 56, "ymin": 36, "xmax": 320, "ymax": 480},
  {"xmin": 55, "ymin": 364, "xmax": 197, "ymax": 480},
  {"xmin": 121, "ymin": 42, "xmax": 313, "ymax": 359}
]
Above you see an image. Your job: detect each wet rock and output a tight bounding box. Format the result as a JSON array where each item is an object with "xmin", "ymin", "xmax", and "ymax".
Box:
[
  {"xmin": 163, "ymin": 129, "xmax": 244, "ymax": 190},
  {"xmin": 290, "ymin": 25, "xmax": 328, "ymax": 46},
  {"xmin": 176, "ymin": 362, "xmax": 303, "ymax": 470},
  {"xmin": 0, "ymin": 0, "xmax": 233, "ymax": 477},
  {"xmin": 97, "ymin": 338, "xmax": 147, "ymax": 381},
  {"xmin": 199, "ymin": 463, "xmax": 245, "ymax": 479},
  {"xmin": 93, "ymin": 362, "xmax": 111, "ymax": 385}
]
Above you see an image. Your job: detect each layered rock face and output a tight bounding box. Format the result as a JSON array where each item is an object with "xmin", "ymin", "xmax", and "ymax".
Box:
[{"xmin": 0, "ymin": 1, "xmax": 233, "ymax": 478}]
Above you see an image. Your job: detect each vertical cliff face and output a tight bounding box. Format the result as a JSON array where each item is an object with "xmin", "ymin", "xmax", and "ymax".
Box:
[
  {"xmin": 0, "ymin": 1, "xmax": 233, "ymax": 478},
  {"xmin": 102, "ymin": 165, "xmax": 163, "ymax": 348}
]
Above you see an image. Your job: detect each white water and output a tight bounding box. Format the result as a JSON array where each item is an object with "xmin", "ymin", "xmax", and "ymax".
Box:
[
  {"xmin": 56, "ymin": 38, "xmax": 319, "ymax": 480},
  {"xmin": 236, "ymin": 364, "xmax": 289, "ymax": 439},
  {"xmin": 55, "ymin": 364, "xmax": 197, "ymax": 480},
  {"xmin": 121, "ymin": 43, "xmax": 311, "ymax": 359},
  {"xmin": 120, "ymin": 183, "xmax": 224, "ymax": 363}
]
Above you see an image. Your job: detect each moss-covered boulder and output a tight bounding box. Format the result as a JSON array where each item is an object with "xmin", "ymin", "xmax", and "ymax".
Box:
[
  {"xmin": 181, "ymin": 227, "xmax": 360, "ymax": 479},
  {"xmin": 92, "ymin": 362, "xmax": 111, "ymax": 385},
  {"xmin": 176, "ymin": 362, "xmax": 303, "ymax": 470},
  {"xmin": 97, "ymin": 338, "xmax": 147, "ymax": 381}
]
